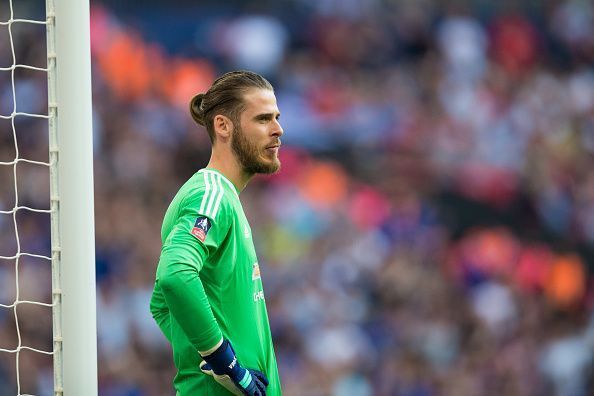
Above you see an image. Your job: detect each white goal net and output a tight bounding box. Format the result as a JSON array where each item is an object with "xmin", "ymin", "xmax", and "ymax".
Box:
[{"xmin": 0, "ymin": 0, "xmax": 97, "ymax": 395}]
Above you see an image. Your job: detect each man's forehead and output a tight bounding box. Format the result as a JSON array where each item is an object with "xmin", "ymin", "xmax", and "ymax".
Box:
[{"xmin": 242, "ymin": 88, "xmax": 279, "ymax": 113}]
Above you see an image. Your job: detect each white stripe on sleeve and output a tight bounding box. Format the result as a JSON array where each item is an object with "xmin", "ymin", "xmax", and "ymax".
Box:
[
  {"xmin": 204, "ymin": 172, "xmax": 219, "ymax": 217},
  {"xmin": 199, "ymin": 171, "xmax": 211, "ymax": 214},
  {"xmin": 211, "ymin": 174, "xmax": 225, "ymax": 218}
]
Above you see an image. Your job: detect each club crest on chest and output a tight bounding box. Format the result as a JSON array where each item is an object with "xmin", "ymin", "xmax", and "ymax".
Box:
[{"xmin": 252, "ymin": 262, "xmax": 261, "ymax": 280}]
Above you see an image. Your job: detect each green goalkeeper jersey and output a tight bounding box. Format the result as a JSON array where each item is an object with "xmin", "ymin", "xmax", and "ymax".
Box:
[{"xmin": 150, "ymin": 168, "xmax": 281, "ymax": 396}]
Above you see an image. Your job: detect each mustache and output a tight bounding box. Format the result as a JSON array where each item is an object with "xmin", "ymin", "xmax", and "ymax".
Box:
[{"xmin": 265, "ymin": 139, "xmax": 281, "ymax": 149}]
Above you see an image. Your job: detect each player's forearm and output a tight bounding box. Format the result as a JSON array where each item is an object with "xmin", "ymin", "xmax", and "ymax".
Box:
[{"xmin": 158, "ymin": 262, "xmax": 223, "ymax": 352}]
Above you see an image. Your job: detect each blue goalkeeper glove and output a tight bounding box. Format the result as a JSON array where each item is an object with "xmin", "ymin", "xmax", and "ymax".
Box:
[{"xmin": 199, "ymin": 339, "xmax": 268, "ymax": 396}]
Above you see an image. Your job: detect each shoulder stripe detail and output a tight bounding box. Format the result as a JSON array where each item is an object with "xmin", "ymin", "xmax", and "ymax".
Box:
[
  {"xmin": 204, "ymin": 172, "xmax": 219, "ymax": 217},
  {"xmin": 199, "ymin": 171, "xmax": 211, "ymax": 214},
  {"xmin": 198, "ymin": 169, "xmax": 238, "ymax": 198},
  {"xmin": 211, "ymin": 174, "xmax": 225, "ymax": 218}
]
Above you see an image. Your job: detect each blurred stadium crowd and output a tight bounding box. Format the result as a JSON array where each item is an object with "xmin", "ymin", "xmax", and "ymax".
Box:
[{"xmin": 1, "ymin": 0, "xmax": 594, "ymax": 395}]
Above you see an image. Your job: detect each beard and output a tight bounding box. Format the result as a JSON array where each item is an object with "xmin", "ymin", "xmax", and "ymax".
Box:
[{"xmin": 231, "ymin": 124, "xmax": 281, "ymax": 175}]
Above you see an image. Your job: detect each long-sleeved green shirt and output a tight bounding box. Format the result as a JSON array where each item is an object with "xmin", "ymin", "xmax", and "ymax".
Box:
[{"xmin": 150, "ymin": 168, "xmax": 281, "ymax": 395}]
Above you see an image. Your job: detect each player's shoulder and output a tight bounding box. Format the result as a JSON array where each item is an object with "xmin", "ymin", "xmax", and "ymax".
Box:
[{"xmin": 182, "ymin": 169, "xmax": 238, "ymax": 220}]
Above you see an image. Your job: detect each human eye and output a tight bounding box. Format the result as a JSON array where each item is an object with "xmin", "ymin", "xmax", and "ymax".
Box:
[{"xmin": 256, "ymin": 114, "xmax": 272, "ymax": 123}]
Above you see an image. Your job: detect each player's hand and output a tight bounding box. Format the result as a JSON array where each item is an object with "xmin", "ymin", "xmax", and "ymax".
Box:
[{"xmin": 199, "ymin": 339, "xmax": 268, "ymax": 396}]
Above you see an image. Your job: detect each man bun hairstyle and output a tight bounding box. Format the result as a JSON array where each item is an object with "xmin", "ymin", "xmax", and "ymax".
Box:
[
  {"xmin": 189, "ymin": 70, "xmax": 273, "ymax": 143},
  {"xmin": 189, "ymin": 93, "xmax": 206, "ymax": 126}
]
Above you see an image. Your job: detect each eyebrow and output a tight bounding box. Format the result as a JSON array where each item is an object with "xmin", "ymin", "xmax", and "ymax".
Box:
[{"xmin": 253, "ymin": 112, "xmax": 280, "ymax": 121}]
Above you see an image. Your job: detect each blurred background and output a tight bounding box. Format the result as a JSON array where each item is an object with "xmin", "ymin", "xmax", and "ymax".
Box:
[{"xmin": 1, "ymin": 0, "xmax": 594, "ymax": 395}]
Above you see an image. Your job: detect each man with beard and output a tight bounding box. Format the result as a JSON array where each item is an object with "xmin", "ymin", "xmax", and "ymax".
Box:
[{"xmin": 150, "ymin": 71, "xmax": 283, "ymax": 396}]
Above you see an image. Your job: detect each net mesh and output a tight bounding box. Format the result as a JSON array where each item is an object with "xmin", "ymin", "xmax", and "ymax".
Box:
[{"xmin": 0, "ymin": 0, "xmax": 57, "ymax": 394}]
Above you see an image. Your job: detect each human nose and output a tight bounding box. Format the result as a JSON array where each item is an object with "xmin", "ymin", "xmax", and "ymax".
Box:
[{"xmin": 271, "ymin": 119, "xmax": 283, "ymax": 137}]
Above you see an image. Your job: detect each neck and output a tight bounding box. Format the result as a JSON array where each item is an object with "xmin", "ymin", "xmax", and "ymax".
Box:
[{"xmin": 206, "ymin": 149, "xmax": 253, "ymax": 193}]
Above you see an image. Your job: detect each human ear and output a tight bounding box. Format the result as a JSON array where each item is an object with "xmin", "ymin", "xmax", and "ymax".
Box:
[{"xmin": 213, "ymin": 115, "xmax": 233, "ymax": 141}]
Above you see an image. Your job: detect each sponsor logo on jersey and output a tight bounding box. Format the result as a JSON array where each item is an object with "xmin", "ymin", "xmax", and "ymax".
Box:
[
  {"xmin": 253, "ymin": 290, "xmax": 265, "ymax": 302},
  {"xmin": 190, "ymin": 216, "xmax": 210, "ymax": 242},
  {"xmin": 252, "ymin": 262, "xmax": 261, "ymax": 280}
]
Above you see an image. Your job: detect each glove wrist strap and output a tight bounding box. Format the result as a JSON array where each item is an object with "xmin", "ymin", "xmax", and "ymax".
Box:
[{"xmin": 203, "ymin": 339, "xmax": 245, "ymax": 379}]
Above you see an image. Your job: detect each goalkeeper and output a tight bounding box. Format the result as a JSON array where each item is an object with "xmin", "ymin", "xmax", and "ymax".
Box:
[{"xmin": 150, "ymin": 71, "xmax": 283, "ymax": 395}]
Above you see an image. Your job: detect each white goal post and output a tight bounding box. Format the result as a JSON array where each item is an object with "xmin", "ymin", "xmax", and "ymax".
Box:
[
  {"xmin": 3, "ymin": 0, "xmax": 97, "ymax": 393},
  {"xmin": 46, "ymin": 0, "xmax": 97, "ymax": 394}
]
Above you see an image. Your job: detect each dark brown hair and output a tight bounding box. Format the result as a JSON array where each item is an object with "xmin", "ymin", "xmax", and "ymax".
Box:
[{"xmin": 189, "ymin": 70, "xmax": 273, "ymax": 143}]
